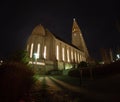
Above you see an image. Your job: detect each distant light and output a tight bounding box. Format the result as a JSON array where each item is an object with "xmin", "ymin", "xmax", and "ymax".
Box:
[
  {"xmin": 0, "ymin": 60, "xmax": 3, "ymax": 63},
  {"xmin": 116, "ymin": 54, "xmax": 120, "ymax": 60},
  {"xmin": 0, "ymin": 60, "xmax": 3, "ymax": 65},
  {"xmin": 117, "ymin": 54, "xmax": 120, "ymax": 59}
]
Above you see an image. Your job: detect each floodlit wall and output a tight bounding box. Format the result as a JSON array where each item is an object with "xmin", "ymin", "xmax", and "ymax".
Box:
[{"xmin": 26, "ymin": 24, "xmax": 87, "ymax": 74}]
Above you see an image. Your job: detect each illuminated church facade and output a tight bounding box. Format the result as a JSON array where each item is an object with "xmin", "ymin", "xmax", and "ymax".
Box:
[{"xmin": 26, "ymin": 19, "xmax": 89, "ymax": 73}]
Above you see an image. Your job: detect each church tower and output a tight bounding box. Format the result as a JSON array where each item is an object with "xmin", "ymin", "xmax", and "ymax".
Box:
[{"xmin": 72, "ymin": 18, "xmax": 89, "ymax": 59}]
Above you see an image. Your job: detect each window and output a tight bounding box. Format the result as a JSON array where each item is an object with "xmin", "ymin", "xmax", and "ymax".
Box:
[
  {"xmin": 44, "ymin": 46, "xmax": 46, "ymax": 59},
  {"xmin": 30, "ymin": 43, "xmax": 34, "ymax": 58},
  {"xmin": 62, "ymin": 47, "xmax": 65, "ymax": 61},
  {"xmin": 37, "ymin": 43, "xmax": 40, "ymax": 59},
  {"xmin": 75, "ymin": 51, "xmax": 77, "ymax": 62},
  {"xmin": 71, "ymin": 50, "xmax": 73, "ymax": 61},
  {"xmin": 56, "ymin": 45, "xmax": 59, "ymax": 60},
  {"xmin": 78, "ymin": 53, "xmax": 80, "ymax": 62},
  {"xmin": 67, "ymin": 48, "xmax": 70, "ymax": 62}
]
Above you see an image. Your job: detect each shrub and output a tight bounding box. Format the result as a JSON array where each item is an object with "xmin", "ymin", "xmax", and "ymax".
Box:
[
  {"xmin": 68, "ymin": 68, "xmax": 80, "ymax": 77},
  {"xmin": 46, "ymin": 69, "xmax": 63, "ymax": 75},
  {"xmin": 78, "ymin": 61, "xmax": 88, "ymax": 68},
  {"xmin": 0, "ymin": 62, "xmax": 35, "ymax": 102}
]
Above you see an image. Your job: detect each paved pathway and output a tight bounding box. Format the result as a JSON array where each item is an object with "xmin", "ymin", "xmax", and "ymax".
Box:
[
  {"xmin": 32, "ymin": 75, "xmax": 120, "ymax": 102},
  {"xmin": 44, "ymin": 76, "xmax": 62, "ymax": 91}
]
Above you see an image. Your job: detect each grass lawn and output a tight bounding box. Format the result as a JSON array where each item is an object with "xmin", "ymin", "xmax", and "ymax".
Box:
[{"xmin": 52, "ymin": 75, "xmax": 81, "ymax": 87}]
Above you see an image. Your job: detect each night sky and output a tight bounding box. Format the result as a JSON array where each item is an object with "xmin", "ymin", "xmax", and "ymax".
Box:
[{"xmin": 0, "ymin": 0, "xmax": 120, "ymax": 60}]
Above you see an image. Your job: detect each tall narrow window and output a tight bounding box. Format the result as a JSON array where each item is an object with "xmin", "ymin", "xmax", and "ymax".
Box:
[
  {"xmin": 75, "ymin": 51, "xmax": 77, "ymax": 62},
  {"xmin": 44, "ymin": 46, "xmax": 46, "ymax": 59},
  {"xmin": 30, "ymin": 43, "xmax": 34, "ymax": 58},
  {"xmin": 78, "ymin": 53, "xmax": 80, "ymax": 62},
  {"xmin": 37, "ymin": 43, "xmax": 40, "ymax": 59},
  {"xmin": 56, "ymin": 45, "xmax": 59, "ymax": 60},
  {"xmin": 71, "ymin": 50, "xmax": 73, "ymax": 61},
  {"xmin": 67, "ymin": 48, "xmax": 70, "ymax": 62},
  {"xmin": 62, "ymin": 47, "xmax": 65, "ymax": 61}
]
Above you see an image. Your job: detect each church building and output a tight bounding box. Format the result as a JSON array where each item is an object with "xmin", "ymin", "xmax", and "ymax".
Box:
[{"xmin": 26, "ymin": 19, "xmax": 89, "ymax": 74}]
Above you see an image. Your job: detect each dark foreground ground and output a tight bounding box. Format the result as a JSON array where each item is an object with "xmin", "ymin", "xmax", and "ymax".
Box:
[
  {"xmin": 0, "ymin": 61, "xmax": 120, "ymax": 102},
  {"xmin": 30, "ymin": 74, "xmax": 120, "ymax": 102}
]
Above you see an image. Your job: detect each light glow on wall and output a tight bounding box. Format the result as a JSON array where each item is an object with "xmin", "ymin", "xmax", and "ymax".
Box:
[
  {"xmin": 29, "ymin": 61, "xmax": 45, "ymax": 65},
  {"xmin": 56, "ymin": 45, "xmax": 59, "ymax": 60},
  {"xmin": 75, "ymin": 51, "xmax": 77, "ymax": 62},
  {"xmin": 44, "ymin": 46, "xmax": 47, "ymax": 59},
  {"xmin": 30, "ymin": 43, "xmax": 34, "ymax": 58},
  {"xmin": 71, "ymin": 50, "xmax": 73, "ymax": 61},
  {"xmin": 78, "ymin": 53, "xmax": 80, "ymax": 62},
  {"xmin": 67, "ymin": 48, "xmax": 70, "ymax": 62},
  {"xmin": 34, "ymin": 53, "xmax": 39, "ymax": 59},
  {"xmin": 37, "ymin": 43, "xmax": 40, "ymax": 58},
  {"xmin": 62, "ymin": 47, "xmax": 65, "ymax": 61}
]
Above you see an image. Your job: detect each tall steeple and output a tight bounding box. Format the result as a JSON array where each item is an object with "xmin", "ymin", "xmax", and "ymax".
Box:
[{"xmin": 72, "ymin": 18, "xmax": 89, "ymax": 58}]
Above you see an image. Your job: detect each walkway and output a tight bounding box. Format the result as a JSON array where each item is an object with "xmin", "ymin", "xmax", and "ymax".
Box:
[{"xmin": 31, "ymin": 75, "xmax": 120, "ymax": 102}]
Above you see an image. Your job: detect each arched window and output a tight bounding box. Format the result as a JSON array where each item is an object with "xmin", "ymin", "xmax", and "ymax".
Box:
[
  {"xmin": 67, "ymin": 48, "xmax": 70, "ymax": 62},
  {"xmin": 56, "ymin": 45, "xmax": 59, "ymax": 60},
  {"xmin": 37, "ymin": 43, "xmax": 40, "ymax": 59},
  {"xmin": 78, "ymin": 53, "xmax": 80, "ymax": 63},
  {"xmin": 75, "ymin": 51, "xmax": 77, "ymax": 62},
  {"xmin": 71, "ymin": 50, "xmax": 73, "ymax": 61},
  {"xmin": 62, "ymin": 47, "xmax": 65, "ymax": 61},
  {"xmin": 44, "ymin": 45, "xmax": 47, "ymax": 59},
  {"xmin": 30, "ymin": 43, "xmax": 34, "ymax": 58}
]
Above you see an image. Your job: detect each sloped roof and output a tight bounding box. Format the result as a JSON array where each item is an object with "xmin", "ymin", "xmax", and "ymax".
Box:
[{"xmin": 31, "ymin": 24, "xmax": 45, "ymax": 36}]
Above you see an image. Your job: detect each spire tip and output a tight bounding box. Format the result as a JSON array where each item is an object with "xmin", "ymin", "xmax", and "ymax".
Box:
[{"xmin": 73, "ymin": 18, "xmax": 76, "ymax": 21}]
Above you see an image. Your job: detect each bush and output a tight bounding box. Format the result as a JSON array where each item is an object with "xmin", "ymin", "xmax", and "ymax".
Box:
[
  {"xmin": 68, "ymin": 68, "xmax": 80, "ymax": 77},
  {"xmin": 92, "ymin": 61, "xmax": 120, "ymax": 78},
  {"xmin": 78, "ymin": 61, "xmax": 88, "ymax": 68},
  {"xmin": 46, "ymin": 69, "xmax": 63, "ymax": 75},
  {"xmin": 0, "ymin": 62, "xmax": 35, "ymax": 102}
]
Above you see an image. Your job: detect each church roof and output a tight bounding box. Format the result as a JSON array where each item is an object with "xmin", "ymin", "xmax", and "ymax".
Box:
[
  {"xmin": 30, "ymin": 23, "xmax": 84, "ymax": 52},
  {"xmin": 51, "ymin": 32, "xmax": 83, "ymax": 51},
  {"xmin": 31, "ymin": 24, "xmax": 46, "ymax": 36}
]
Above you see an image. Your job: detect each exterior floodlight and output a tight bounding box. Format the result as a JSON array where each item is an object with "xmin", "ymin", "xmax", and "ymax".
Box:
[{"xmin": 34, "ymin": 53, "xmax": 39, "ymax": 59}]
